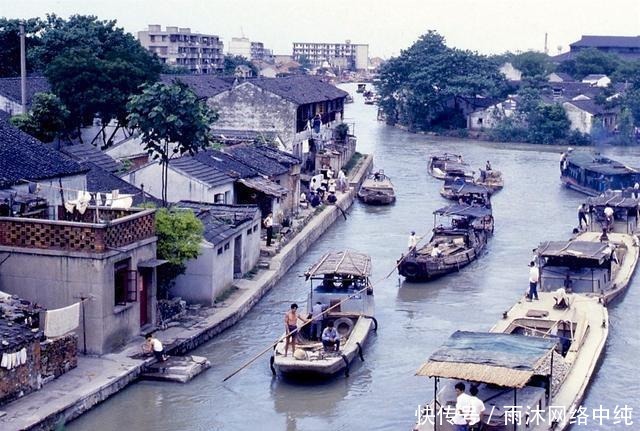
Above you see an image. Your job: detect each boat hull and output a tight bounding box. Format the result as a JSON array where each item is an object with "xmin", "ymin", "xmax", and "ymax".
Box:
[
  {"xmin": 273, "ymin": 316, "xmax": 375, "ymax": 379},
  {"xmin": 399, "ymin": 242, "xmax": 485, "ymax": 282},
  {"xmin": 560, "ymin": 175, "xmax": 600, "ymax": 196},
  {"xmin": 357, "ymin": 192, "xmax": 396, "ymax": 205}
]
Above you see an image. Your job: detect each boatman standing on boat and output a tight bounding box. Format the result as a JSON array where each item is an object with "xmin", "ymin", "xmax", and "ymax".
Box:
[
  {"xmin": 408, "ymin": 231, "xmax": 419, "ymax": 254},
  {"xmin": 467, "ymin": 386, "xmax": 485, "ymax": 431},
  {"xmin": 578, "ymin": 203, "xmax": 588, "ymax": 230},
  {"xmin": 452, "ymin": 382, "xmax": 472, "ymax": 431},
  {"xmin": 284, "ymin": 303, "xmax": 306, "ymax": 357},
  {"xmin": 528, "ymin": 261, "xmax": 539, "ymax": 301}
]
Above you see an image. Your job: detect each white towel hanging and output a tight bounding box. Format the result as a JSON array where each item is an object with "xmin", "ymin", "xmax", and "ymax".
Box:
[
  {"xmin": 19, "ymin": 348, "xmax": 26, "ymax": 365},
  {"xmin": 1, "ymin": 353, "xmax": 8, "ymax": 368}
]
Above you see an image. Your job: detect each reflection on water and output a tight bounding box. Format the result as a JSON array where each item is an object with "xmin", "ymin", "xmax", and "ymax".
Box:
[{"xmin": 68, "ymin": 83, "xmax": 640, "ymax": 431}]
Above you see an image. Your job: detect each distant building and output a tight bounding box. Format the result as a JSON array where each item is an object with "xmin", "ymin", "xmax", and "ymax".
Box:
[
  {"xmin": 292, "ymin": 40, "xmax": 368, "ymax": 71},
  {"xmin": 499, "ymin": 62, "xmax": 522, "ymax": 81},
  {"xmin": 547, "ymin": 72, "xmax": 574, "ymax": 83},
  {"xmin": 555, "ymin": 35, "xmax": 640, "ymax": 61},
  {"xmin": 228, "ymin": 37, "xmax": 270, "ymax": 62},
  {"xmin": 137, "ymin": 25, "xmax": 224, "ymax": 74},
  {"xmin": 581, "ymin": 74, "xmax": 611, "ymax": 87},
  {"xmin": 0, "ymin": 76, "xmax": 50, "ymax": 116}
]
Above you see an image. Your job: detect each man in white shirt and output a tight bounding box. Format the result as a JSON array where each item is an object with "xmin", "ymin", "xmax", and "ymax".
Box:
[
  {"xmin": 310, "ymin": 301, "xmax": 324, "ymax": 341},
  {"xmin": 321, "ymin": 321, "xmax": 340, "ymax": 352},
  {"xmin": 452, "ymin": 382, "xmax": 472, "ymax": 431},
  {"xmin": 408, "ymin": 231, "xmax": 419, "ymax": 251},
  {"xmin": 528, "ymin": 261, "xmax": 539, "ymax": 300},
  {"xmin": 145, "ymin": 333, "xmax": 167, "ymax": 362},
  {"xmin": 264, "ymin": 213, "xmax": 274, "ymax": 246},
  {"xmin": 431, "ymin": 244, "xmax": 442, "ymax": 258},
  {"xmin": 604, "ymin": 206, "xmax": 614, "ymax": 231},
  {"xmin": 467, "ymin": 385, "xmax": 485, "ymax": 431}
]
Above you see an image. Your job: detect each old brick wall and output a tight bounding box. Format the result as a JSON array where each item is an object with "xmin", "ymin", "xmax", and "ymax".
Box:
[
  {"xmin": 40, "ymin": 334, "xmax": 78, "ymax": 383},
  {"xmin": 0, "ymin": 341, "xmax": 41, "ymax": 406}
]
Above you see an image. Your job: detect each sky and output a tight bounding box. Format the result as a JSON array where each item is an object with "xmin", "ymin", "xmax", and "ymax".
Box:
[{"xmin": 2, "ymin": 0, "xmax": 640, "ymax": 58}]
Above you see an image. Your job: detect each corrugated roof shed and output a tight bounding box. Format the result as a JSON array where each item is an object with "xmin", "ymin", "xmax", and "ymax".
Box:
[{"xmin": 0, "ymin": 119, "xmax": 87, "ymax": 188}]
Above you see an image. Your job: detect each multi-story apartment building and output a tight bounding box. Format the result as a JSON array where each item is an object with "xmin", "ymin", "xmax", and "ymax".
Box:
[
  {"xmin": 138, "ymin": 25, "xmax": 224, "ymax": 74},
  {"xmin": 228, "ymin": 37, "xmax": 271, "ymax": 62},
  {"xmin": 292, "ymin": 40, "xmax": 369, "ymax": 71}
]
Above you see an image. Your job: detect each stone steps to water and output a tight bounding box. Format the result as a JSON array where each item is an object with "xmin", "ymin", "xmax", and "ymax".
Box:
[{"xmin": 140, "ymin": 355, "xmax": 211, "ymax": 383}]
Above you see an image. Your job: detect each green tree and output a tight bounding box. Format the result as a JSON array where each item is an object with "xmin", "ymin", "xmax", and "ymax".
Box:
[
  {"xmin": 9, "ymin": 92, "xmax": 70, "ymax": 143},
  {"xmin": 511, "ymin": 51, "xmax": 552, "ymax": 78},
  {"xmin": 527, "ymin": 104, "xmax": 571, "ymax": 144},
  {"xmin": 223, "ymin": 55, "xmax": 258, "ymax": 76},
  {"xmin": 127, "ymin": 81, "xmax": 218, "ymax": 205},
  {"xmin": 377, "ymin": 31, "xmax": 507, "ymax": 131},
  {"xmin": 615, "ymin": 108, "xmax": 636, "ymax": 145},
  {"xmin": 0, "ymin": 18, "xmax": 45, "ymax": 77},
  {"xmin": 155, "ymin": 207, "xmax": 204, "ymax": 298},
  {"xmin": 38, "ymin": 15, "xmax": 162, "ymax": 146},
  {"xmin": 557, "ymin": 48, "xmax": 620, "ymax": 79}
]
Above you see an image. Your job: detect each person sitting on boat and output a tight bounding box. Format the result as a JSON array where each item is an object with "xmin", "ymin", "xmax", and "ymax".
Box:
[
  {"xmin": 457, "ymin": 155, "xmax": 463, "ymax": 164},
  {"xmin": 431, "ymin": 244, "xmax": 442, "ymax": 258},
  {"xmin": 485, "ymin": 160, "xmax": 492, "ymax": 171},
  {"xmin": 374, "ymin": 171, "xmax": 381, "ymax": 181},
  {"xmin": 327, "ymin": 191, "xmax": 337, "ymax": 204},
  {"xmin": 554, "ymin": 288, "xmax": 570, "ymax": 310},
  {"xmin": 321, "ymin": 321, "xmax": 340, "ymax": 352}
]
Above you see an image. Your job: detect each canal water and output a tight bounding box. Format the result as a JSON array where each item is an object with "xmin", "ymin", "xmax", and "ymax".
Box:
[{"xmin": 69, "ymin": 84, "xmax": 639, "ymax": 431}]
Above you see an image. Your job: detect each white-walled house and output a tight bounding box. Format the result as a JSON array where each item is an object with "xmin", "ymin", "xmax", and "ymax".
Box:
[
  {"xmin": 582, "ymin": 74, "xmax": 611, "ymax": 87},
  {"xmin": 467, "ymin": 97, "xmax": 518, "ymax": 130},
  {"xmin": 171, "ymin": 202, "xmax": 262, "ymax": 305},
  {"xmin": 562, "ymin": 100, "xmax": 618, "ymax": 134},
  {"xmin": 125, "ymin": 156, "xmax": 235, "ymax": 204}
]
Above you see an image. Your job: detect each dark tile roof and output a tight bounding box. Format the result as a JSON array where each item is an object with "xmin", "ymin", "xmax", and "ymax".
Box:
[
  {"xmin": 0, "ymin": 293, "xmax": 43, "ymax": 354},
  {"xmin": 249, "ymin": 76, "xmax": 348, "ymax": 105},
  {"xmin": 84, "ymin": 162, "xmax": 160, "ymax": 206},
  {"xmin": 0, "ymin": 119, "xmax": 87, "ymax": 188},
  {"xmin": 160, "ymin": 74, "xmax": 232, "ymax": 98},
  {"xmin": 253, "ymin": 145, "xmax": 301, "ymax": 167},
  {"xmin": 61, "ymin": 144, "xmax": 121, "ymax": 173},
  {"xmin": 545, "ymin": 82, "xmax": 600, "ymax": 100},
  {"xmin": 0, "ymin": 76, "xmax": 50, "ymax": 106},
  {"xmin": 565, "ymin": 99, "xmax": 613, "ymax": 116},
  {"xmin": 211, "ymin": 129, "xmax": 281, "ymax": 145},
  {"xmin": 169, "ymin": 155, "xmax": 234, "ymax": 187},
  {"xmin": 176, "ymin": 200, "xmax": 260, "ymax": 244},
  {"xmin": 192, "ymin": 149, "xmax": 258, "ymax": 178},
  {"xmin": 570, "ymin": 35, "xmax": 640, "ymax": 49},
  {"xmin": 224, "ymin": 144, "xmax": 289, "ymax": 176},
  {"xmin": 550, "ymin": 72, "xmax": 574, "ymax": 81}
]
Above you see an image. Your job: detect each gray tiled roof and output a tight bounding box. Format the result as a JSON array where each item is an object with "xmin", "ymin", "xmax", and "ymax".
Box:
[
  {"xmin": 160, "ymin": 74, "xmax": 232, "ymax": 98},
  {"xmin": 0, "ymin": 76, "xmax": 51, "ymax": 106},
  {"xmin": 84, "ymin": 162, "xmax": 160, "ymax": 206},
  {"xmin": 250, "ymin": 76, "xmax": 348, "ymax": 105},
  {"xmin": 170, "ymin": 155, "xmax": 234, "ymax": 187},
  {"xmin": 61, "ymin": 144, "xmax": 121, "ymax": 173},
  {"xmin": 0, "ymin": 119, "xmax": 87, "ymax": 188},
  {"xmin": 177, "ymin": 200, "xmax": 260, "ymax": 244},
  {"xmin": 570, "ymin": 35, "xmax": 640, "ymax": 49},
  {"xmin": 253, "ymin": 145, "xmax": 300, "ymax": 167},
  {"xmin": 192, "ymin": 149, "xmax": 258, "ymax": 179},
  {"xmin": 564, "ymin": 99, "xmax": 613, "ymax": 116},
  {"xmin": 224, "ymin": 144, "xmax": 289, "ymax": 176}
]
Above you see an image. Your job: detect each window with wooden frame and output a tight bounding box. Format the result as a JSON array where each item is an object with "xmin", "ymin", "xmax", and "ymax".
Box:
[{"xmin": 114, "ymin": 259, "xmax": 138, "ymax": 305}]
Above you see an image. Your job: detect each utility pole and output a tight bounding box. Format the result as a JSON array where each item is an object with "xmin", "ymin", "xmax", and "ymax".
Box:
[
  {"xmin": 544, "ymin": 32, "xmax": 549, "ymax": 55},
  {"xmin": 19, "ymin": 20, "xmax": 27, "ymax": 114}
]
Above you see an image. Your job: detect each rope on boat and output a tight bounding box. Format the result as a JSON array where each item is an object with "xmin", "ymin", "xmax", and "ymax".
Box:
[
  {"xmin": 341, "ymin": 354, "xmax": 350, "ymax": 377},
  {"xmin": 356, "ymin": 342, "xmax": 364, "ymax": 362}
]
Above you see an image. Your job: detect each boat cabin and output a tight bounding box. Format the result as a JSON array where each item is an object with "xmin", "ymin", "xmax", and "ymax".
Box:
[
  {"xmin": 441, "ymin": 176, "xmax": 490, "ymax": 203},
  {"xmin": 536, "ymin": 240, "xmax": 621, "ymax": 295},
  {"xmin": 415, "ymin": 331, "xmax": 563, "ymax": 431},
  {"xmin": 561, "ymin": 152, "xmax": 640, "ymax": 196},
  {"xmin": 586, "ymin": 191, "xmax": 640, "ymax": 234},
  {"xmin": 305, "ymin": 250, "xmax": 373, "ymax": 320}
]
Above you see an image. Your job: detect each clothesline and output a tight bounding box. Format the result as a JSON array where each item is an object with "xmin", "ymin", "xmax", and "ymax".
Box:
[{"xmin": 18, "ymin": 178, "xmax": 145, "ymax": 197}]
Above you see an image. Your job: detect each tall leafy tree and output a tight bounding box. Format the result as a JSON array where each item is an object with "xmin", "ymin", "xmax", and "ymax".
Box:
[
  {"xmin": 377, "ymin": 31, "xmax": 507, "ymax": 131},
  {"xmin": 556, "ymin": 48, "xmax": 620, "ymax": 79},
  {"xmin": 526, "ymin": 104, "xmax": 571, "ymax": 144},
  {"xmin": 127, "ymin": 81, "xmax": 218, "ymax": 205},
  {"xmin": 9, "ymin": 92, "xmax": 70, "ymax": 143},
  {"xmin": 0, "ymin": 18, "xmax": 44, "ymax": 77},
  {"xmin": 37, "ymin": 15, "xmax": 162, "ymax": 146}
]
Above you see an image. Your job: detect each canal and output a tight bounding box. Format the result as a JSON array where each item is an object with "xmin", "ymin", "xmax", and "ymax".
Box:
[{"xmin": 69, "ymin": 83, "xmax": 640, "ymax": 431}]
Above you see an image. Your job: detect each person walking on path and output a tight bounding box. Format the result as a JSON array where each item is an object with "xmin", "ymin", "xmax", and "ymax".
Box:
[
  {"xmin": 264, "ymin": 213, "xmax": 274, "ymax": 247},
  {"xmin": 528, "ymin": 261, "xmax": 540, "ymax": 300}
]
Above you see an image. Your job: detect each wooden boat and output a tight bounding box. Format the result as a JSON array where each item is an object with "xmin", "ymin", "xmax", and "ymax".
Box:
[
  {"xmin": 476, "ymin": 168, "xmax": 504, "ymax": 193},
  {"xmin": 585, "ymin": 190, "xmax": 640, "ymax": 235},
  {"xmin": 427, "ymin": 153, "xmax": 473, "ymax": 180},
  {"xmin": 536, "ymin": 231, "xmax": 639, "ymax": 305},
  {"xmin": 560, "ymin": 151, "xmax": 640, "ymax": 196},
  {"xmin": 358, "ymin": 170, "xmax": 396, "ymax": 205},
  {"xmin": 440, "ymin": 176, "xmax": 491, "ymax": 203},
  {"xmin": 398, "ymin": 204, "xmax": 493, "ymax": 281},
  {"xmin": 356, "ymin": 83, "xmax": 366, "ymax": 93},
  {"xmin": 414, "ymin": 292, "xmax": 608, "ymax": 431},
  {"xmin": 272, "ymin": 250, "xmax": 376, "ymax": 379}
]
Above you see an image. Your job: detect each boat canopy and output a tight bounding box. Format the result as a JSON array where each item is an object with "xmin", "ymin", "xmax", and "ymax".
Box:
[
  {"xmin": 537, "ymin": 240, "xmax": 611, "ymax": 264},
  {"xmin": 416, "ymin": 331, "xmax": 558, "ymax": 388},
  {"xmin": 587, "ymin": 192, "xmax": 640, "ymax": 209},
  {"xmin": 432, "ymin": 152, "xmax": 462, "ymax": 161},
  {"xmin": 434, "ymin": 204, "xmax": 492, "ymax": 219},
  {"xmin": 567, "ymin": 152, "xmax": 639, "ymax": 176},
  {"xmin": 305, "ymin": 250, "xmax": 372, "ymax": 278}
]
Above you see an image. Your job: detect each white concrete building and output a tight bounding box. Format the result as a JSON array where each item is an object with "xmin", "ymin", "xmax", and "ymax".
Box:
[{"xmin": 292, "ymin": 40, "xmax": 368, "ymax": 71}]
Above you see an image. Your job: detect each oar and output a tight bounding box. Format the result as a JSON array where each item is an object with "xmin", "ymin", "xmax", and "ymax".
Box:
[{"xmin": 222, "ymin": 283, "xmax": 372, "ymax": 382}]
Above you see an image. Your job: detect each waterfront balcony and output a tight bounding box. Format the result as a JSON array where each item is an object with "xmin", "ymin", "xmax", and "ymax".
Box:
[{"xmin": 0, "ymin": 207, "xmax": 156, "ymax": 253}]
